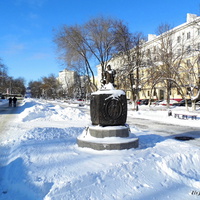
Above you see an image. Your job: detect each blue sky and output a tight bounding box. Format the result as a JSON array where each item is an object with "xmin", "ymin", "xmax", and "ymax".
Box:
[{"xmin": 0, "ymin": 0, "xmax": 200, "ymax": 85}]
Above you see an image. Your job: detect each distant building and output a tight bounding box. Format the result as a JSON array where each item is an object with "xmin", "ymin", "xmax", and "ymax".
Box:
[
  {"xmin": 58, "ymin": 69, "xmax": 78, "ymax": 90},
  {"xmin": 58, "ymin": 68, "xmax": 84, "ymax": 98},
  {"xmin": 25, "ymin": 87, "xmax": 31, "ymax": 98}
]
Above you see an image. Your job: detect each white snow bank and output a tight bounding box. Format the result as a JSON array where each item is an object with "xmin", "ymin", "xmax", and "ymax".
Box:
[
  {"xmin": 17, "ymin": 100, "xmax": 87, "ymax": 122},
  {"xmin": 128, "ymin": 105, "xmax": 200, "ymax": 127},
  {"xmin": 0, "ymin": 99, "xmax": 199, "ymax": 200}
]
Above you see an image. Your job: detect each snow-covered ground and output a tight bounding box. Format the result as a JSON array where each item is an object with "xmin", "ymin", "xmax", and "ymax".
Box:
[{"xmin": 0, "ymin": 98, "xmax": 199, "ymax": 200}]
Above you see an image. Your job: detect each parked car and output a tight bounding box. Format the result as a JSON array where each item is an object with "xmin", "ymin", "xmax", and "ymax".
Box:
[
  {"xmin": 152, "ymin": 100, "xmax": 162, "ymax": 105},
  {"xmin": 195, "ymin": 101, "xmax": 200, "ymax": 107},
  {"xmin": 139, "ymin": 99, "xmax": 156, "ymax": 105},
  {"xmin": 173, "ymin": 99, "xmax": 192, "ymax": 106},
  {"xmin": 140, "ymin": 99, "xmax": 149, "ymax": 105},
  {"xmin": 159, "ymin": 100, "xmax": 178, "ymax": 106},
  {"xmin": 77, "ymin": 98, "xmax": 84, "ymax": 101},
  {"xmin": 136, "ymin": 100, "xmax": 143, "ymax": 105}
]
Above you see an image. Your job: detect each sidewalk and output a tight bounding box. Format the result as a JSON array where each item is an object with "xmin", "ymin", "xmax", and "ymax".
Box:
[{"xmin": 0, "ymin": 100, "xmax": 22, "ymax": 141}]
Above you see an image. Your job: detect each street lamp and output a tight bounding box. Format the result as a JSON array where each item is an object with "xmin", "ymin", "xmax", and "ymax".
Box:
[{"xmin": 132, "ymin": 84, "xmax": 142, "ymax": 92}]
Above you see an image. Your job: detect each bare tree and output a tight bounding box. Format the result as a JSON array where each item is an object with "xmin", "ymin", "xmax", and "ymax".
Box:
[
  {"xmin": 41, "ymin": 74, "xmax": 60, "ymax": 99},
  {"xmin": 54, "ymin": 24, "xmax": 97, "ymax": 91},
  {"xmin": 54, "ymin": 16, "xmax": 131, "ymax": 91},
  {"xmin": 11, "ymin": 78, "xmax": 26, "ymax": 95},
  {"xmin": 149, "ymin": 23, "xmax": 189, "ymax": 108},
  {"xmin": 0, "ymin": 58, "xmax": 9, "ymax": 93},
  {"xmin": 29, "ymin": 80, "xmax": 43, "ymax": 98},
  {"xmin": 181, "ymin": 53, "xmax": 200, "ymax": 110},
  {"xmin": 113, "ymin": 23, "xmax": 146, "ymax": 107},
  {"xmin": 84, "ymin": 16, "xmax": 118, "ymax": 83},
  {"xmin": 112, "ymin": 20, "xmax": 134, "ymax": 92}
]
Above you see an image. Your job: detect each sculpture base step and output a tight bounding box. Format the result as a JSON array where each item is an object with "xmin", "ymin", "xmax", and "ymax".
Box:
[
  {"xmin": 89, "ymin": 125, "xmax": 129, "ymax": 138},
  {"xmin": 77, "ymin": 126, "xmax": 139, "ymax": 150}
]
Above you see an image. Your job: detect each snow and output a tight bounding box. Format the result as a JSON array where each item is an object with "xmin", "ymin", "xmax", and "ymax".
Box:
[
  {"xmin": 0, "ymin": 99, "xmax": 9, "ymax": 106},
  {"xmin": 92, "ymin": 88, "xmax": 125, "ymax": 97},
  {"xmin": 129, "ymin": 105, "xmax": 200, "ymax": 127},
  {"xmin": 78, "ymin": 127, "xmax": 137, "ymax": 143},
  {"xmin": 0, "ymin": 98, "xmax": 200, "ymax": 200},
  {"xmin": 100, "ymin": 83, "xmax": 116, "ymax": 90}
]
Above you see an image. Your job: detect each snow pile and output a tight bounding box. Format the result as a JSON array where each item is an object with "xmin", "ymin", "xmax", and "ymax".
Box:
[
  {"xmin": 0, "ymin": 99, "xmax": 199, "ymax": 200},
  {"xmin": 128, "ymin": 105, "xmax": 200, "ymax": 127},
  {"xmin": 18, "ymin": 100, "xmax": 87, "ymax": 122}
]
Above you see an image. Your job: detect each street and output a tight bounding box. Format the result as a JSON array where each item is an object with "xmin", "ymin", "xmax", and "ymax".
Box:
[
  {"xmin": 0, "ymin": 101, "xmax": 22, "ymax": 140},
  {"xmin": 127, "ymin": 116, "xmax": 200, "ymax": 147},
  {"xmin": 0, "ymin": 104, "xmax": 15, "ymax": 137}
]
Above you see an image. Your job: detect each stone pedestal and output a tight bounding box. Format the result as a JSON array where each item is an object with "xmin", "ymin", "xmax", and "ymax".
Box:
[
  {"xmin": 77, "ymin": 89, "xmax": 139, "ymax": 150},
  {"xmin": 90, "ymin": 90, "xmax": 127, "ymax": 126},
  {"xmin": 77, "ymin": 125, "xmax": 139, "ymax": 150}
]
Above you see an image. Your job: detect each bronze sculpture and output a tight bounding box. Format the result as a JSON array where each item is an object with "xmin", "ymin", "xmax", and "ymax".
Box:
[{"xmin": 103, "ymin": 65, "xmax": 116, "ymax": 85}]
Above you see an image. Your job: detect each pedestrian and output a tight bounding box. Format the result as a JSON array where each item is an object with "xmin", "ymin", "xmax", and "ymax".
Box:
[
  {"xmin": 12, "ymin": 96, "xmax": 17, "ymax": 107},
  {"xmin": 8, "ymin": 97, "xmax": 12, "ymax": 107}
]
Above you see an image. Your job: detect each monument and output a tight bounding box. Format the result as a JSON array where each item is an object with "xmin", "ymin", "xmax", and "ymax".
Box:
[{"xmin": 77, "ymin": 65, "xmax": 139, "ymax": 150}]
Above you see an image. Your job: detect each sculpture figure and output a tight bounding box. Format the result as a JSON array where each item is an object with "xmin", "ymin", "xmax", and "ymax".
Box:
[{"xmin": 104, "ymin": 65, "xmax": 116, "ymax": 85}]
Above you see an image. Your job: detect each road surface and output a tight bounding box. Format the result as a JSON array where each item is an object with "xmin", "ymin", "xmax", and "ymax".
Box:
[
  {"xmin": 127, "ymin": 116, "xmax": 200, "ymax": 147},
  {"xmin": 0, "ymin": 101, "xmax": 21, "ymax": 140}
]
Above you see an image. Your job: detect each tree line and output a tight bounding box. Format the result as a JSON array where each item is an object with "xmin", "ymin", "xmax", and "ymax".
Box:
[
  {"xmin": 53, "ymin": 16, "xmax": 200, "ymax": 109},
  {"xmin": 0, "ymin": 58, "xmax": 26, "ymax": 97}
]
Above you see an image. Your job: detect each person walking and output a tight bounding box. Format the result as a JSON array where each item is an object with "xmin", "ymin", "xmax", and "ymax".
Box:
[
  {"xmin": 8, "ymin": 97, "xmax": 13, "ymax": 107},
  {"xmin": 12, "ymin": 96, "xmax": 17, "ymax": 107}
]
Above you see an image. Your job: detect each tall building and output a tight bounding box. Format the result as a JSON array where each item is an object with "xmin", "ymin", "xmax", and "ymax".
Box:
[
  {"xmin": 58, "ymin": 69, "xmax": 77, "ymax": 90},
  {"xmin": 57, "ymin": 69, "xmax": 80, "ymax": 98},
  {"xmin": 141, "ymin": 13, "xmax": 200, "ymax": 101},
  {"xmin": 97, "ymin": 13, "xmax": 200, "ymax": 101}
]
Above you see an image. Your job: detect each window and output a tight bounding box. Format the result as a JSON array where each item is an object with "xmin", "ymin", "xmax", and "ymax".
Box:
[
  {"xmin": 187, "ymin": 59, "xmax": 191, "ymax": 66},
  {"xmin": 177, "ymin": 36, "xmax": 181, "ymax": 43},
  {"xmin": 153, "ymin": 46, "xmax": 156, "ymax": 53},
  {"xmin": 187, "ymin": 45, "xmax": 191, "ymax": 54},
  {"xmin": 187, "ymin": 32, "xmax": 191, "ymax": 39},
  {"xmin": 197, "ymin": 43, "xmax": 200, "ymax": 50},
  {"xmin": 177, "ymin": 88, "xmax": 181, "ymax": 95},
  {"xmin": 169, "ymin": 39, "xmax": 172, "ymax": 46},
  {"xmin": 198, "ymin": 57, "xmax": 200, "ymax": 65},
  {"xmin": 198, "ymin": 28, "xmax": 200, "ymax": 35},
  {"xmin": 147, "ymin": 59, "xmax": 151, "ymax": 66},
  {"xmin": 146, "ymin": 49, "xmax": 151, "ymax": 56},
  {"xmin": 153, "ymin": 89, "xmax": 157, "ymax": 96},
  {"xmin": 177, "ymin": 49, "xmax": 181, "ymax": 55}
]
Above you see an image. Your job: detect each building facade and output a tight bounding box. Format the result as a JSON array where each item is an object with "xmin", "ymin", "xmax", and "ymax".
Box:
[
  {"xmin": 58, "ymin": 69, "xmax": 96, "ymax": 99},
  {"xmin": 97, "ymin": 13, "xmax": 200, "ymax": 102},
  {"xmin": 57, "ymin": 69, "xmax": 80, "ymax": 98}
]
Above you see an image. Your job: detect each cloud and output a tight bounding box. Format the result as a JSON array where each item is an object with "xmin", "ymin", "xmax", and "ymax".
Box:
[
  {"xmin": 30, "ymin": 52, "xmax": 51, "ymax": 60},
  {"xmin": 15, "ymin": 0, "xmax": 47, "ymax": 8},
  {"xmin": 0, "ymin": 42, "xmax": 26, "ymax": 56},
  {"xmin": 29, "ymin": 13, "xmax": 39, "ymax": 20}
]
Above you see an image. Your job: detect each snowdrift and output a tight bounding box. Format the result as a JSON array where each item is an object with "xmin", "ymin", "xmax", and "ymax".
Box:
[{"xmin": 0, "ymin": 99, "xmax": 199, "ymax": 200}]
